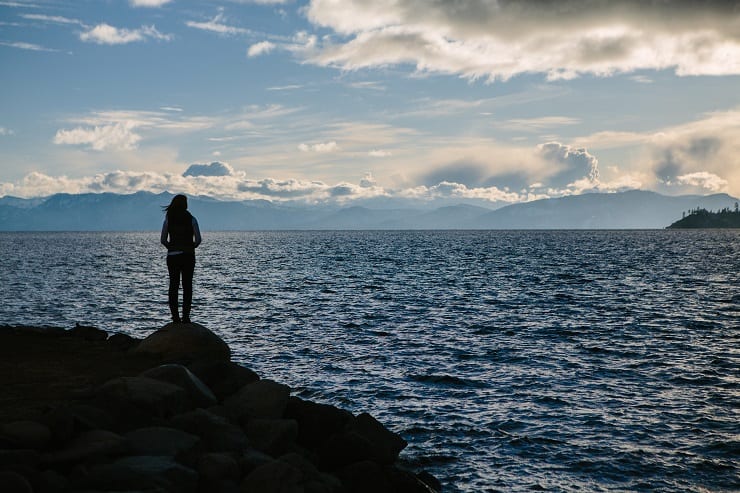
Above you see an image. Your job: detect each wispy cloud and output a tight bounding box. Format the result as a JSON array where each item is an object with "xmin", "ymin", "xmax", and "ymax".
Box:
[
  {"xmin": 247, "ymin": 40, "xmax": 275, "ymax": 57},
  {"xmin": 20, "ymin": 13, "xmax": 86, "ymax": 26},
  {"xmin": 186, "ymin": 11, "xmax": 250, "ymax": 35},
  {"xmin": 0, "ymin": 40, "xmax": 58, "ymax": 52},
  {"xmin": 80, "ymin": 24, "xmax": 172, "ymax": 45},
  {"xmin": 0, "ymin": 127, "xmax": 15, "ymax": 136},
  {"xmin": 53, "ymin": 123, "xmax": 142, "ymax": 151},
  {"xmin": 499, "ymin": 116, "xmax": 581, "ymax": 132},
  {"xmin": 298, "ymin": 141, "xmax": 339, "ymax": 153},
  {"xmin": 266, "ymin": 84, "xmax": 303, "ymax": 91},
  {"xmin": 130, "ymin": 0, "xmax": 172, "ymax": 7}
]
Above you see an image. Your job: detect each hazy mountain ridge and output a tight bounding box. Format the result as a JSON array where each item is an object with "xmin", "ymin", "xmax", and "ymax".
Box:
[{"xmin": 0, "ymin": 190, "xmax": 737, "ymax": 231}]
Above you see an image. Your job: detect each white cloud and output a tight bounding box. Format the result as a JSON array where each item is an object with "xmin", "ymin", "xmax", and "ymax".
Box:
[
  {"xmin": 0, "ymin": 127, "xmax": 15, "ymax": 136},
  {"xmin": 53, "ymin": 123, "xmax": 142, "ymax": 151},
  {"xmin": 247, "ymin": 40, "xmax": 276, "ymax": 57},
  {"xmin": 186, "ymin": 11, "xmax": 250, "ymax": 35},
  {"xmin": 130, "ymin": 0, "xmax": 172, "ymax": 6},
  {"xmin": 298, "ymin": 141, "xmax": 339, "ymax": 153},
  {"xmin": 20, "ymin": 14, "xmax": 85, "ymax": 26},
  {"xmin": 674, "ymin": 172, "xmax": 728, "ymax": 193},
  {"xmin": 538, "ymin": 142, "xmax": 600, "ymax": 186},
  {"xmin": 301, "ymin": 0, "xmax": 740, "ymax": 80},
  {"xmin": 80, "ymin": 23, "xmax": 172, "ymax": 45},
  {"xmin": 500, "ymin": 116, "xmax": 581, "ymax": 132},
  {"xmin": 0, "ymin": 40, "xmax": 58, "ymax": 52},
  {"xmin": 183, "ymin": 162, "xmax": 235, "ymax": 177},
  {"xmin": 368, "ymin": 149, "xmax": 391, "ymax": 157}
]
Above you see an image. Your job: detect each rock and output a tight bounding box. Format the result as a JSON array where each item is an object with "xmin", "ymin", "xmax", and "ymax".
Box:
[
  {"xmin": 42, "ymin": 404, "xmax": 115, "ymax": 444},
  {"xmin": 41, "ymin": 429, "xmax": 126, "ymax": 464},
  {"xmin": 134, "ymin": 323, "xmax": 230, "ymax": 363},
  {"xmin": 417, "ymin": 471, "xmax": 443, "ymax": 492},
  {"xmin": 75, "ymin": 455, "xmax": 197, "ymax": 493},
  {"xmin": 239, "ymin": 448, "xmax": 274, "ymax": 475},
  {"xmin": 0, "ymin": 470, "xmax": 33, "ymax": 493},
  {"xmin": 107, "ymin": 332, "xmax": 139, "ymax": 350},
  {"xmin": 279, "ymin": 453, "xmax": 342, "ymax": 493},
  {"xmin": 284, "ymin": 397, "xmax": 353, "ymax": 449},
  {"xmin": 245, "ymin": 419, "xmax": 298, "ymax": 456},
  {"xmin": 319, "ymin": 413, "xmax": 407, "ymax": 469},
  {"xmin": 0, "ymin": 449, "xmax": 40, "ymax": 469},
  {"xmin": 139, "ymin": 364, "xmax": 217, "ymax": 408},
  {"xmin": 186, "ymin": 360, "xmax": 260, "ymax": 402},
  {"xmin": 124, "ymin": 426, "xmax": 200, "ymax": 459},
  {"xmin": 337, "ymin": 461, "xmax": 392, "ymax": 493},
  {"xmin": 67, "ymin": 323, "xmax": 108, "ymax": 341},
  {"xmin": 35, "ymin": 469, "xmax": 68, "ymax": 493},
  {"xmin": 240, "ymin": 458, "xmax": 303, "ymax": 493},
  {"xmin": 0, "ymin": 421, "xmax": 52, "ymax": 450},
  {"xmin": 169, "ymin": 408, "xmax": 249, "ymax": 454},
  {"xmin": 224, "ymin": 380, "xmax": 290, "ymax": 422},
  {"xmin": 197, "ymin": 452, "xmax": 239, "ymax": 481},
  {"xmin": 95, "ymin": 376, "xmax": 190, "ymax": 420}
]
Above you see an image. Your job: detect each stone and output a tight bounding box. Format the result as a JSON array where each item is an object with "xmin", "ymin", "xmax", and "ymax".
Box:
[
  {"xmin": 319, "ymin": 413, "xmax": 407, "ymax": 469},
  {"xmin": 41, "ymin": 429, "xmax": 126, "ymax": 464},
  {"xmin": 35, "ymin": 469, "xmax": 68, "ymax": 493},
  {"xmin": 186, "ymin": 360, "xmax": 260, "ymax": 402},
  {"xmin": 107, "ymin": 332, "xmax": 140, "ymax": 350},
  {"xmin": 169, "ymin": 408, "xmax": 249, "ymax": 454},
  {"xmin": 66, "ymin": 323, "xmax": 108, "ymax": 341},
  {"xmin": 224, "ymin": 380, "xmax": 290, "ymax": 422},
  {"xmin": 124, "ymin": 426, "xmax": 200, "ymax": 459},
  {"xmin": 278, "ymin": 453, "xmax": 343, "ymax": 493},
  {"xmin": 240, "ymin": 458, "xmax": 303, "ymax": 493},
  {"xmin": 0, "ymin": 421, "xmax": 52, "ymax": 450},
  {"xmin": 337, "ymin": 461, "xmax": 392, "ymax": 493},
  {"xmin": 245, "ymin": 419, "xmax": 298, "ymax": 456},
  {"xmin": 0, "ymin": 470, "xmax": 33, "ymax": 493},
  {"xmin": 284, "ymin": 397, "xmax": 353, "ymax": 449},
  {"xmin": 239, "ymin": 448, "xmax": 274, "ymax": 476},
  {"xmin": 75, "ymin": 455, "xmax": 197, "ymax": 493},
  {"xmin": 139, "ymin": 364, "xmax": 217, "ymax": 408},
  {"xmin": 95, "ymin": 376, "xmax": 190, "ymax": 420},
  {"xmin": 197, "ymin": 452, "xmax": 239, "ymax": 481},
  {"xmin": 417, "ymin": 471, "xmax": 442, "ymax": 492},
  {"xmin": 0, "ymin": 449, "xmax": 40, "ymax": 469},
  {"xmin": 134, "ymin": 323, "xmax": 230, "ymax": 363},
  {"xmin": 42, "ymin": 403, "xmax": 115, "ymax": 444}
]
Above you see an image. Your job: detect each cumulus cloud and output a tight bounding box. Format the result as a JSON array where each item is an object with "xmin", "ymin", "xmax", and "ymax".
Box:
[
  {"xmin": 538, "ymin": 142, "xmax": 600, "ymax": 188},
  {"xmin": 674, "ymin": 172, "xmax": 728, "ymax": 193},
  {"xmin": 247, "ymin": 41, "xmax": 276, "ymax": 57},
  {"xmin": 53, "ymin": 123, "xmax": 142, "ymax": 151},
  {"xmin": 183, "ymin": 162, "xmax": 235, "ymax": 177},
  {"xmin": 80, "ymin": 23, "xmax": 171, "ymax": 44},
  {"xmin": 298, "ymin": 141, "xmax": 340, "ymax": 153},
  {"xmin": 299, "ymin": 0, "xmax": 740, "ymax": 80}
]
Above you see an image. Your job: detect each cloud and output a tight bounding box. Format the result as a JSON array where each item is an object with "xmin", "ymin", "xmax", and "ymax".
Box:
[
  {"xmin": 53, "ymin": 123, "xmax": 142, "ymax": 151},
  {"xmin": 20, "ymin": 13, "xmax": 85, "ymax": 26},
  {"xmin": 247, "ymin": 41, "xmax": 276, "ymax": 57},
  {"xmin": 130, "ymin": 0, "xmax": 172, "ymax": 6},
  {"xmin": 359, "ymin": 172, "xmax": 376, "ymax": 188},
  {"xmin": 538, "ymin": 142, "xmax": 600, "ymax": 188},
  {"xmin": 368, "ymin": 149, "xmax": 391, "ymax": 157},
  {"xmin": 675, "ymin": 172, "xmax": 728, "ymax": 193},
  {"xmin": 186, "ymin": 11, "xmax": 250, "ymax": 35},
  {"xmin": 499, "ymin": 116, "xmax": 581, "ymax": 132},
  {"xmin": 0, "ymin": 40, "xmax": 58, "ymax": 52},
  {"xmin": 183, "ymin": 162, "xmax": 235, "ymax": 177},
  {"xmin": 80, "ymin": 24, "xmax": 172, "ymax": 44},
  {"xmin": 0, "ymin": 127, "xmax": 14, "ymax": 136},
  {"xmin": 298, "ymin": 141, "xmax": 339, "ymax": 153},
  {"xmin": 300, "ymin": 0, "xmax": 740, "ymax": 80}
]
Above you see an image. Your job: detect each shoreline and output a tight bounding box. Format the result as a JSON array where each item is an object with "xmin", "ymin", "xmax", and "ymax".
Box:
[{"xmin": 0, "ymin": 323, "xmax": 442, "ymax": 492}]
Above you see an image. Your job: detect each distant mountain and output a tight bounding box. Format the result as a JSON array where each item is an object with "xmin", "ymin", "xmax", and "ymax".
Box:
[{"xmin": 0, "ymin": 190, "xmax": 738, "ymax": 231}]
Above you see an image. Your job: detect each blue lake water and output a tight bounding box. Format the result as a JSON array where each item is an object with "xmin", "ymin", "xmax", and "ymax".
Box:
[{"xmin": 0, "ymin": 230, "xmax": 738, "ymax": 492}]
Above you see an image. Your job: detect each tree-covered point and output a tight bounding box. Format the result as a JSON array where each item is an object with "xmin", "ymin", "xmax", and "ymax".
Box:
[{"xmin": 667, "ymin": 203, "xmax": 740, "ymax": 228}]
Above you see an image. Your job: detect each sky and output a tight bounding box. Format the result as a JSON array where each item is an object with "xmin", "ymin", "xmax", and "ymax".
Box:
[{"xmin": 1, "ymin": 0, "xmax": 740, "ymax": 206}]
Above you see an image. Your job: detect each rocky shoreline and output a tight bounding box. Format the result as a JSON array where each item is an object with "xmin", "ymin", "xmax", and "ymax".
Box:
[{"xmin": 0, "ymin": 323, "xmax": 442, "ymax": 493}]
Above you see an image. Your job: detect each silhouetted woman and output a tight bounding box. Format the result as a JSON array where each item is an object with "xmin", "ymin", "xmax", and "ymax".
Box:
[{"xmin": 161, "ymin": 194, "xmax": 202, "ymax": 323}]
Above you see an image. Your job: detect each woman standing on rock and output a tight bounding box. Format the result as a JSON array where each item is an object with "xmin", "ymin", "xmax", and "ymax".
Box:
[{"xmin": 161, "ymin": 194, "xmax": 202, "ymax": 324}]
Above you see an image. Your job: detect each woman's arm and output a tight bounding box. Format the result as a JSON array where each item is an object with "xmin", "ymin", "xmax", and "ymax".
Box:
[
  {"xmin": 160, "ymin": 218, "xmax": 169, "ymax": 247},
  {"xmin": 192, "ymin": 216, "xmax": 202, "ymax": 248}
]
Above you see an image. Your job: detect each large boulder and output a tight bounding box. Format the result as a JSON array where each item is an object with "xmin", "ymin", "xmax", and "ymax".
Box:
[
  {"xmin": 94, "ymin": 376, "xmax": 190, "ymax": 422},
  {"xmin": 0, "ymin": 421, "xmax": 52, "ymax": 450},
  {"xmin": 240, "ymin": 458, "xmax": 303, "ymax": 493},
  {"xmin": 245, "ymin": 419, "xmax": 298, "ymax": 456},
  {"xmin": 41, "ymin": 429, "xmax": 127, "ymax": 465},
  {"xmin": 284, "ymin": 397, "xmax": 353, "ymax": 450},
  {"xmin": 134, "ymin": 323, "xmax": 230, "ymax": 363},
  {"xmin": 74, "ymin": 455, "xmax": 197, "ymax": 493},
  {"xmin": 139, "ymin": 364, "xmax": 217, "ymax": 408},
  {"xmin": 224, "ymin": 380, "xmax": 290, "ymax": 423},
  {"xmin": 169, "ymin": 408, "xmax": 249, "ymax": 454},
  {"xmin": 319, "ymin": 413, "xmax": 407, "ymax": 469},
  {"xmin": 186, "ymin": 360, "xmax": 260, "ymax": 402},
  {"xmin": 124, "ymin": 426, "xmax": 200, "ymax": 459}
]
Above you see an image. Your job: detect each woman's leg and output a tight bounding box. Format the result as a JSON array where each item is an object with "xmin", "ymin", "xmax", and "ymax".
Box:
[
  {"xmin": 167, "ymin": 255, "xmax": 182, "ymax": 323},
  {"xmin": 181, "ymin": 253, "xmax": 195, "ymax": 323}
]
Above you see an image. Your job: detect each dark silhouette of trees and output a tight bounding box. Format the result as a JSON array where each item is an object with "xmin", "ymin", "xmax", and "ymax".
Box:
[{"xmin": 668, "ymin": 206, "xmax": 740, "ymax": 228}]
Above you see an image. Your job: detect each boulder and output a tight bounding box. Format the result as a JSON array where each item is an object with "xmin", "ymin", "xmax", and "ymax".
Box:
[
  {"xmin": 124, "ymin": 426, "xmax": 200, "ymax": 459},
  {"xmin": 319, "ymin": 413, "xmax": 407, "ymax": 469},
  {"xmin": 240, "ymin": 458, "xmax": 303, "ymax": 493},
  {"xmin": 279, "ymin": 453, "xmax": 342, "ymax": 493},
  {"xmin": 134, "ymin": 323, "xmax": 230, "ymax": 363},
  {"xmin": 169, "ymin": 408, "xmax": 249, "ymax": 454},
  {"xmin": 42, "ymin": 403, "xmax": 115, "ymax": 443},
  {"xmin": 197, "ymin": 452, "xmax": 240, "ymax": 481},
  {"xmin": 284, "ymin": 397, "xmax": 353, "ymax": 449},
  {"xmin": 0, "ymin": 421, "xmax": 51, "ymax": 450},
  {"xmin": 139, "ymin": 364, "xmax": 217, "ymax": 408},
  {"xmin": 245, "ymin": 419, "xmax": 298, "ymax": 456},
  {"xmin": 75, "ymin": 455, "xmax": 197, "ymax": 493},
  {"xmin": 41, "ymin": 429, "xmax": 126, "ymax": 465},
  {"xmin": 239, "ymin": 448, "xmax": 274, "ymax": 476},
  {"xmin": 107, "ymin": 332, "xmax": 140, "ymax": 350},
  {"xmin": 186, "ymin": 360, "xmax": 260, "ymax": 401},
  {"xmin": 94, "ymin": 376, "xmax": 190, "ymax": 420},
  {"xmin": 0, "ymin": 449, "xmax": 40, "ymax": 469},
  {"xmin": 0, "ymin": 470, "xmax": 33, "ymax": 493},
  {"xmin": 66, "ymin": 323, "xmax": 108, "ymax": 341},
  {"xmin": 337, "ymin": 461, "xmax": 393, "ymax": 493},
  {"xmin": 224, "ymin": 380, "xmax": 290, "ymax": 422}
]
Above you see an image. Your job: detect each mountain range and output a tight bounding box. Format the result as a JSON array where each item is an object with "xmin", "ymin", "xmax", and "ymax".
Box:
[{"xmin": 0, "ymin": 190, "xmax": 737, "ymax": 231}]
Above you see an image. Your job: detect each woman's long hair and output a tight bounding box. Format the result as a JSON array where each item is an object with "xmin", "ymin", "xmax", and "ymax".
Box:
[{"xmin": 163, "ymin": 194, "xmax": 188, "ymax": 217}]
